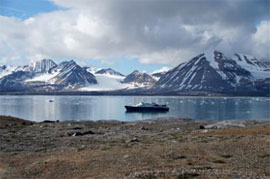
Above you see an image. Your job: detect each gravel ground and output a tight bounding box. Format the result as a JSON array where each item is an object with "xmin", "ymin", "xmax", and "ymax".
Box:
[{"xmin": 0, "ymin": 115, "xmax": 269, "ymax": 179}]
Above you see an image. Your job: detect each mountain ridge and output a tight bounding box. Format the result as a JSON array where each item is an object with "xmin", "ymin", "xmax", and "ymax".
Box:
[{"xmin": 0, "ymin": 51, "xmax": 269, "ymax": 96}]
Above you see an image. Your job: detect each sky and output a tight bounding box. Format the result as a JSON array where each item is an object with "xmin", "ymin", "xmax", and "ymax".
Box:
[{"xmin": 0, "ymin": 0, "xmax": 269, "ymax": 74}]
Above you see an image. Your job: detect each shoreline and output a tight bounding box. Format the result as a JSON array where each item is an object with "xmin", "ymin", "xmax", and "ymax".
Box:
[
  {"xmin": 0, "ymin": 115, "xmax": 269, "ymax": 178},
  {"xmin": 0, "ymin": 91, "xmax": 269, "ymax": 97},
  {"xmin": 1, "ymin": 94, "xmax": 270, "ymax": 98}
]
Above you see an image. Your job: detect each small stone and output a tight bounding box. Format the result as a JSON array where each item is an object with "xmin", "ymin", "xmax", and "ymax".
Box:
[
  {"xmin": 126, "ymin": 137, "xmax": 139, "ymax": 143},
  {"xmin": 69, "ymin": 130, "xmax": 95, "ymax": 136},
  {"xmin": 140, "ymin": 127, "xmax": 149, "ymax": 130},
  {"xmin": 42, "ymin": 120, "xmax": 56, "ymax": 123},
  {"xmin": 72, "ymin": 133, "xmax": 78, "ymax": 137},
  {"xmin": 83, "ymin": 130, "xmax": 95, "ymax": 135},
  {"xmin": 199, "ymin": 125, "xmax": 205, "ymax": 129},
  {"xmin": 73, "ymin": 127, "xmax": 83, "ymax": 130},
  {"xmin": 123, "ymin": 155, "xmax": 129, "ymax": 159}
]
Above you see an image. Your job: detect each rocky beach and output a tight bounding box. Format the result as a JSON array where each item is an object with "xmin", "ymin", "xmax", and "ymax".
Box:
[{"xmin": 0, "ymin": 115, "xmax": 269, "ymax": 178}]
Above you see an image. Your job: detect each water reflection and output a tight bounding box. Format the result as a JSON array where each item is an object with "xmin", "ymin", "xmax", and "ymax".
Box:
[{"xmin": 0, "ymin": 95, "xmax": 269, "ymax": 121}]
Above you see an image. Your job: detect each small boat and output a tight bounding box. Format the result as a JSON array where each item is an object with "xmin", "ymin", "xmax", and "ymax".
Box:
[
  {"xmin": 125, "ymin": 102, "xmax": 169, "ymax": 112},
  {"xmin": 49, "ymin": 99, "xmax": 54, "ymax": 102}
]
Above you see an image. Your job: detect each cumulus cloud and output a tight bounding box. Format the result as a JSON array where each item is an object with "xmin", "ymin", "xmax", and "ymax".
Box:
[
  {"xmin": 0, "ymin": 0, "xmax": 269, "ymax": 66},
  {"xmin": 252, "ymin": 21, "xmax": 270, "ymax": 60}
]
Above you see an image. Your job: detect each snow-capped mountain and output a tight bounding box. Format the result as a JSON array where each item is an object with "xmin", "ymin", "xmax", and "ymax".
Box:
[
  {"xmin": 0, "ymin": 60, "xmax": 97, "ymax": 91},
  {"xmin": 0, "ymin": 51, "xmax": 269, "ymax": 95},
  {"xmin": 153, "ymin": 51, "xmax": 270, "ymax": 95},
  {"xmin": 123, "ymin": 70, "xmax": 157, "ymax": 87},
  {"xmin": 95, "ymin": 68, "xmax": 124, "ymax": 76},
  {"xmin": 26, "ymin": 60, "xmax": 97, "ymax": 89},
  {"xmin": 51, "ymin": 60, "xmax": 97, "ymax": 87},
  {"xmin": 81, "ymin": 69, "xmax": 157, "ymax": 92}
]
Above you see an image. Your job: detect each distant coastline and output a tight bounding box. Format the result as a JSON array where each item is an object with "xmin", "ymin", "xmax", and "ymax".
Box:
[{"xmin": 0, "ymin": 90, "xmax": 269, "ymax": 97}]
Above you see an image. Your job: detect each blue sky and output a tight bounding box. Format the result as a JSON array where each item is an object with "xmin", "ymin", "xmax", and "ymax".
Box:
[
  {"xmin": 0, "ymin": 0, "xmax": 268, "ymax": 74},
  {"xmin": 0, "ymin": 0, "xmax": 59, "ymax": 19}
]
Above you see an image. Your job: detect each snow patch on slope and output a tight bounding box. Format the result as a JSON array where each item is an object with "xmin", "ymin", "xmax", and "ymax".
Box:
[
  {"xmin": 204, "ymin": 51, "xmax": 227, "ymax": 80},
  {"xmin": 204, "ymin": 51, "xmax": 218, "ymax": 69},
  {"xmin": 233, "ymin": 54, "xmax": 270, "ymax": 80},
  {"xmin": 25, "ymin": 70, "xmax": 60, "ymax": 83},
  {"xmin": 86, "ymin": 67, "xmax": 102, "ymax": 74}
]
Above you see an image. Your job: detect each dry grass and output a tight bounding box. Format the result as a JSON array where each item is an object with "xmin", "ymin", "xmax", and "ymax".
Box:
[{"xmin": 0, "ymin": 116, "xmax": 269, "ymax": 178}]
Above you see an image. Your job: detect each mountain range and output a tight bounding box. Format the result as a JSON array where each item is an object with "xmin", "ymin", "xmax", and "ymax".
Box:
[{"xmin": 0, "ymin": 50, "xmax": 269, "ymax": 96}]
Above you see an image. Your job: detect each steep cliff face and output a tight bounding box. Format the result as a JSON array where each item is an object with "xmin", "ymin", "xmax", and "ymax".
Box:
[{"xmin": 29, "ymin": 59, "xmax": 57, "ymax": 73}]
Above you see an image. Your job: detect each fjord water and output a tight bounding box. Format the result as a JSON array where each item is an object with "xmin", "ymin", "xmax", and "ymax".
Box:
[{"xmin": 0, "ymin": 95, "xmax": 269, "ymax": 122}]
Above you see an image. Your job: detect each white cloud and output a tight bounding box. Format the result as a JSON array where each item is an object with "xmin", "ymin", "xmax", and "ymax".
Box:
[
  {"xmin": 0, "ymin": 0, "xmax": 269, "ymax": 66},
  {"xmin": 253, "ymin": 21, "xmax": 269, "ymax": 44},
  {"xmin": 252, "ymin": 21, "xmax": 270, "ymax": 60}
]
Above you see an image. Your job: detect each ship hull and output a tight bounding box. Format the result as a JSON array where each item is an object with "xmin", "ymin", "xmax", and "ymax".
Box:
[{"xmin": 125, "ymin": 106, "xmax": 169, "ymax": 112}]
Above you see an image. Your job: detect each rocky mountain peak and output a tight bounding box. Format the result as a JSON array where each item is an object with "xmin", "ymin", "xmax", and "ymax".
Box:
[
  {"xmin": 123, "ymin": 70, "xmax": 156, "ymax": 87},
  {"xmin": 95, "ymin": 68, "xmax": 124, "ymax": 76},
  {"xmin": 30, "ymin": 59, "xmax": 57, "ymax": 73},
  {"xmin": 0, "ymin": 65, "xmax": 7, "ymax": 70}
]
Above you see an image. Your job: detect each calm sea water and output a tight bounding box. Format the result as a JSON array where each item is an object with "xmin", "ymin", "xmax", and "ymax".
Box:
[{"xmin": 0, "ymin": 95, "xmax": 269, "ymax": 122}]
